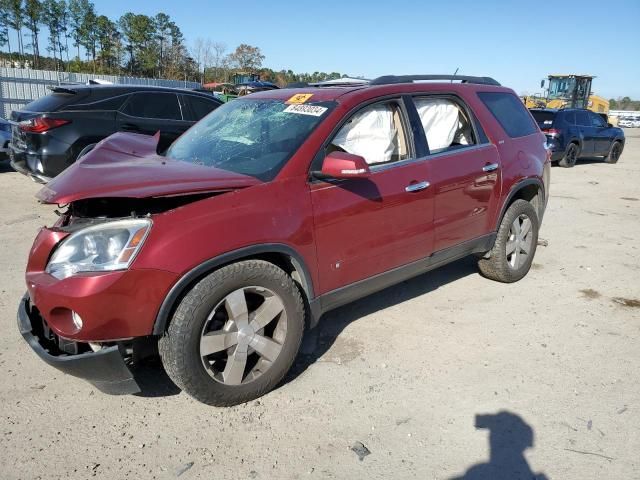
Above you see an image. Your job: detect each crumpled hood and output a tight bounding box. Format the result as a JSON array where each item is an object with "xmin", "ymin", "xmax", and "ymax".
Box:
[{"xmin": 37, "ymin": 132, "xmax": 262, "ymax": 204}]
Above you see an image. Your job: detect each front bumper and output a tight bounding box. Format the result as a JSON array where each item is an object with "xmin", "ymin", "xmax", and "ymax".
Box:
[{"xmin": 17, "ymin": 294, "xmax": 140, "ymax": 395}]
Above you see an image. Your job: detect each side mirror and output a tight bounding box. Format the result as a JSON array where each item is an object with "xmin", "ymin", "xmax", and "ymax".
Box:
[
  {"xmin": 314, "ymin": 151, "xmax": 370, "ymax": 179},
  {"xmin": 607, "ymin": 123, "xmax": 613, "ymax": 128},
  {"xmin": 540, "ymin": 79, "xmax": 545, "ymax": 88}
]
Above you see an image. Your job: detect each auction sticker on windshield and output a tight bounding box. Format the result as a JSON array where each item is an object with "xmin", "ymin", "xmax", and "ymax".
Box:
[
  {"xmin": 285, "ymin": 93, "xmax": 314, "ymax": 104},
  {"xmin": 283, "ymin": 104, "xmax": 328, "ymax": 116}
]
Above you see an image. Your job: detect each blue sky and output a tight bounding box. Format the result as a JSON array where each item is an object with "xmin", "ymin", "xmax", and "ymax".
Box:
[{"xmin": 11, "ymin": 0, "xmax": 640, "ymax": 98}]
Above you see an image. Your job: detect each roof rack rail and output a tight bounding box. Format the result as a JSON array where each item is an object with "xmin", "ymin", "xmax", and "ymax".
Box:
[{"xmin": 370, "ymin": 75, "xmax": 501, "ymax": 86}]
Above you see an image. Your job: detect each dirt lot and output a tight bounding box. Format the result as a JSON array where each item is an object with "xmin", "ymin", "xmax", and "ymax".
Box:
[{"xmin": 0, "ymin": 132, "xmax": 639, "ymax": 480}]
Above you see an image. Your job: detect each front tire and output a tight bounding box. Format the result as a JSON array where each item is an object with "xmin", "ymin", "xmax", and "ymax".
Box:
[
  {"xmin": 604, "ymin": 141, "xmax": 622, "ymax": 164},
  {"xmin": 478, "ymin": 199, "xmax": 539, "ymax": 283},
  {"xmin": 159, "ymin": 260, "xmax": 305, "ymax": 406},
  {"xmin": 558, "ymin": 143, "xmax": 579, "ymax": 168}
]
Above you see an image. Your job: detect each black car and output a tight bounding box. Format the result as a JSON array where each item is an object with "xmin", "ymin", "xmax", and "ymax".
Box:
[
  {"xmin": 10, "ymin": 85, "xmax": 222, "ymax": 181},
  {"xmin": 530, "ymin": 108, "xmax": 625, "ymax": 167}
]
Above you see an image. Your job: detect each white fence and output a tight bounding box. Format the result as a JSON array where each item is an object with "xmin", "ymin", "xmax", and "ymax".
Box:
[{"xmin": 0, "ymin": 68, "xmax": 200, "ymax": 119}]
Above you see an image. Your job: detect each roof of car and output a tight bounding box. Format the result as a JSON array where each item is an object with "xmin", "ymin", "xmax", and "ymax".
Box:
[
  {"xmin": 250, "ymin": 81, "xmax": 509, "ymax": 104},
  {"xmin": 50, "ymin": 84, "xmax": 220, "ymax": 98}
]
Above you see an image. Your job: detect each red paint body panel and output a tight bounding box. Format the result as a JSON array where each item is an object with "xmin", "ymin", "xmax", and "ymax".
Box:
[
  {"xmin": 37, "ymin": 132, "xmax": 260, "ymax": 204},
  {"xmin": 429, "ymin": 144, "xmax": 501, "ymax": 251},
  {"xmin": 24, "ymin": 82, "xmax": 548, "ymax": 343},
  {"xmin": 26, "ymin": 268, "xmax": 178, "ymax": 341},
  {"xmin": 310, "ymin": 160, "xmax": 434, "ymax": 293}
]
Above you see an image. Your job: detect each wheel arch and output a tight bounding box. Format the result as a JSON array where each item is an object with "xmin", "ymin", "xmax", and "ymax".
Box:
[
  {"xmin": 496, "ymin": 178, "xmax": 545, "ymax": 230},
  {"xmin": 152, "ymin": 243, "xmax": 317, "ymax": 336}
]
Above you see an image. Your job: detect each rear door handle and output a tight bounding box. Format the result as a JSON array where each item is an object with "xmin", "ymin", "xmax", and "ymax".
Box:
[
  {"xmin": 121, "ymin": 123, "xmax": 141, "ymax": 132},
  {"xmin": 405, "ymin": 181, "xmax": 430, "ymax": 193},
  {"xmin": 482, "ymin": 163, "xmax": 499, "ymax": 172}
]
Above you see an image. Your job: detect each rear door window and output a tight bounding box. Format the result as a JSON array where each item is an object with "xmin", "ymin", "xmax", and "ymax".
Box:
[
  {"xmin": 590, "ymin": 112, "xmax": 607, "ymax": 128},
  {"xmin": 182, "ymin": 95, "xmax": 220, "ymax": 121},
  {"xmin": 576, "ymin": 111, "xmax": 590, "ymax": 126},
  {"xmin": 413, "ymin": 97, "xmax": 476, "ymax": 153},
  {"xmin": 122, "ymin": 92, "xmax": 182, "ymax": 120},
  {"xmin": 477, "ymin": 92, "xmax": 537, "ymax": 138}
]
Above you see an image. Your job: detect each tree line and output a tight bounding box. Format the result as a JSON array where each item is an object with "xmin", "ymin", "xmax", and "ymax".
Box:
[
  {"xmin": 0, "ymin": 1, "xmax": 347, "ymax": 85},
  {"xmin": 609, "ymin": 97, "xmax": 640, "ymax": 111}
]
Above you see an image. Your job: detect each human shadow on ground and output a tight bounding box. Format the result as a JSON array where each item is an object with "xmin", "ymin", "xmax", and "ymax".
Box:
[
  {"xmin": 285, "ymin": 256, "xmax": 478, "ymax": 384},
  {"xmin": 450, "ymin": 411, "xmax": 548, "ymax": 480}
]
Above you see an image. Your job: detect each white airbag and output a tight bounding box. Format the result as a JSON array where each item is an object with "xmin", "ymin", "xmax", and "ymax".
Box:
[
  {"xmin": 414, "ymin": 99, "xmax": 461, "ymax": 151},
  {"xmin": 332, "ymin": 105, "xmax": 396, "ymax": 164}
]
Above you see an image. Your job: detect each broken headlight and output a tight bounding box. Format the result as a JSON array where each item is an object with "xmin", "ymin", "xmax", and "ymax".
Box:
[{"xmin": 46, "ymin": 219, "xmax": 152, "ymax": 280}]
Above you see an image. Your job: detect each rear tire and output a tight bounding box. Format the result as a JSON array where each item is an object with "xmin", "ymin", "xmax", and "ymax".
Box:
[
  {"xmin": 558, "ymin": 143, "xmax": 578, "ymax": 168},
  {"xmin": 158, "ymin": 260, "xmax": 305, "ymax": 406},
  {"xmin": 604, "ymin": 141, "xmax": 622, "ymax": 164},
  {"xmin": 478, "ymin": 200, "xmax": 539, "ymax": 283}
]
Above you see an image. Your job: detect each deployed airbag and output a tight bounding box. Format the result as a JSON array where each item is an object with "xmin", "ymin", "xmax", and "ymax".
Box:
[
  {"xmin": 332, "ymin": 105, "xmax": 396, "ymax": 164},
  {"xmin": 414, "ymin": 99, "xmax": 464, "ymax": 151}
]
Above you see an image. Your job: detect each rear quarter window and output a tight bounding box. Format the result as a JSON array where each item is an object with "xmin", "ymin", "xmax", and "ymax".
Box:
[
  {"xmin": 478, "ymin": 92, "xmax": 538, "ymax": 138},
  {"xmin": 24, "ymin": 92, "xmax": 87, "ymax": 112},
  {"xmin": 183, "ymin": 95, "xmax": 221, "ymax": 121}
]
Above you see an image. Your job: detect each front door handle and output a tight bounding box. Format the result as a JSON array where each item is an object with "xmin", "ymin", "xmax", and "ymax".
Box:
[
  {"xmin": 405, "ymin": 181, "xmax": 430, "ymax": 193},
  {"xmin": 482, "ymin": 163, "xmax": 500, "ymax": 172}
]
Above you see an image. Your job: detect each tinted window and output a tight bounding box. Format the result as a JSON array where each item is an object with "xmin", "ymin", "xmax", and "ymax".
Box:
[
  {"xmin": 478, "ymin": 92, "xmax": 537, "ymax": 138},
  {"xmin": 123, "ymin": 92, "xmax": 182, "ymax": 120},
  {"xmin": 167, "ymin": 98, "xmax": 334, "ymax": 181},
  {"xmin": 564, "ymin": 112, "xmax": 576, "ymax": 125},
  {"xmin": 71, "ymin": 94, "xmax": 128, "ymax": 111},
  {"xmin": 183, "ymin": 95, "xmax": 220, "ymax": 121},
  {"xmin": 576, "ymin": 111, "xmax": 590, "ymax": 126},
  {"xmin": 24, "ymin": 92, "xmax": 88, "ymax": 112},
  {"xmin": 530, "ymin": 110, "xmax": 556, "ymax": 129},
  {"xmin": 590, "ymin": 112, "xmax": 606, "ymax": 127},
  {"xmin": 413, "ymin": 97, "xmax": 476, "ymax": 153}
]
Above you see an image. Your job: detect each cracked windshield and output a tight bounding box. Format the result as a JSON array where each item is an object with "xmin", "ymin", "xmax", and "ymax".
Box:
[{"xmin": 167, "ymin": 98, "xmax": 334, "ymax": 180}]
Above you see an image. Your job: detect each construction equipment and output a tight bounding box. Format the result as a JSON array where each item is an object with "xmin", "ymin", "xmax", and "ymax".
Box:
[{"xmin": 523, "ymin": 74, "xmax": 609, "ymax": 114}]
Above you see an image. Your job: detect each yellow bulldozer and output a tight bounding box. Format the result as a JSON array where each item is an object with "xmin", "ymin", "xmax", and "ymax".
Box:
[{"xmin": 523, "ymin": 74, "xmax": 609, "ymax": 114}]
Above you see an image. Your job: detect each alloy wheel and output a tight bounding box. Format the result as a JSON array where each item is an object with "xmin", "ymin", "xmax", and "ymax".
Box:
[
  {"xmin": 506, "ymin": 214, "xmax": 534, "ymax": 269},
  {"xmin": 199, "ymin": 287, "xmax": 287, "ymax": 385}
]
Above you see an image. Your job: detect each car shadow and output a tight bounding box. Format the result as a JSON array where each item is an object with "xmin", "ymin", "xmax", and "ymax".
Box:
[
  {"xmin": 130, "ymin": 357, "xmax": 181, "ymax": 398},
  {"xmin": 0, "ymin": 160, "xmax": 14, "ymax": 173},
  {"xmin": 131, "ymin": 256, "xmax": 479, "ymax": 399},
  {"xmin": 449, "ymin": 411, "xmax": 548, "ymax": 480},
  {"xmin": 552, "ymin": 156, "xmax": 605, "ymax": 166},
  {"xmin": 285, "ymin": 256, "xmax": 478, "ymax": 384}
]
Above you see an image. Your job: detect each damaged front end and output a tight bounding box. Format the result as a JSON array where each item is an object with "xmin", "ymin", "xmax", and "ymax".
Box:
[
  {"xmin": 18, "ymin": 294, "xmax": 140, "ymax": 394},
  {"xmin": 18, "ymin": 131, "xmax": 262, "ymax": 394}
]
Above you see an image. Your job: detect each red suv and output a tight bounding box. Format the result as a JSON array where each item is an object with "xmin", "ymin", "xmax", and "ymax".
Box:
[{"xmin": 18, "ymin": 75, "xmax": 550, "ymax": 406}]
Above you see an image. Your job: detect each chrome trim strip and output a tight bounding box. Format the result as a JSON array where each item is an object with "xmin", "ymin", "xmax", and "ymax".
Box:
[{"xmin": 369, "ymin": 143, "xmax": 494, "ymax": 173}]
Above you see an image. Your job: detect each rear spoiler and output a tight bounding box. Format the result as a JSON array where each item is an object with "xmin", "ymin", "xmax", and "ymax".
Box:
[{"xmin": 46, "ymin": 86, "xmax": 78, "ymax": 94}]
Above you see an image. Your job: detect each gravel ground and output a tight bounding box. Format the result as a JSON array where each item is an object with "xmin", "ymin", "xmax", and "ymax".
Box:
[{"xmin": 0, "ymin": 131, "xmax": 639, "ymax": 479}]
